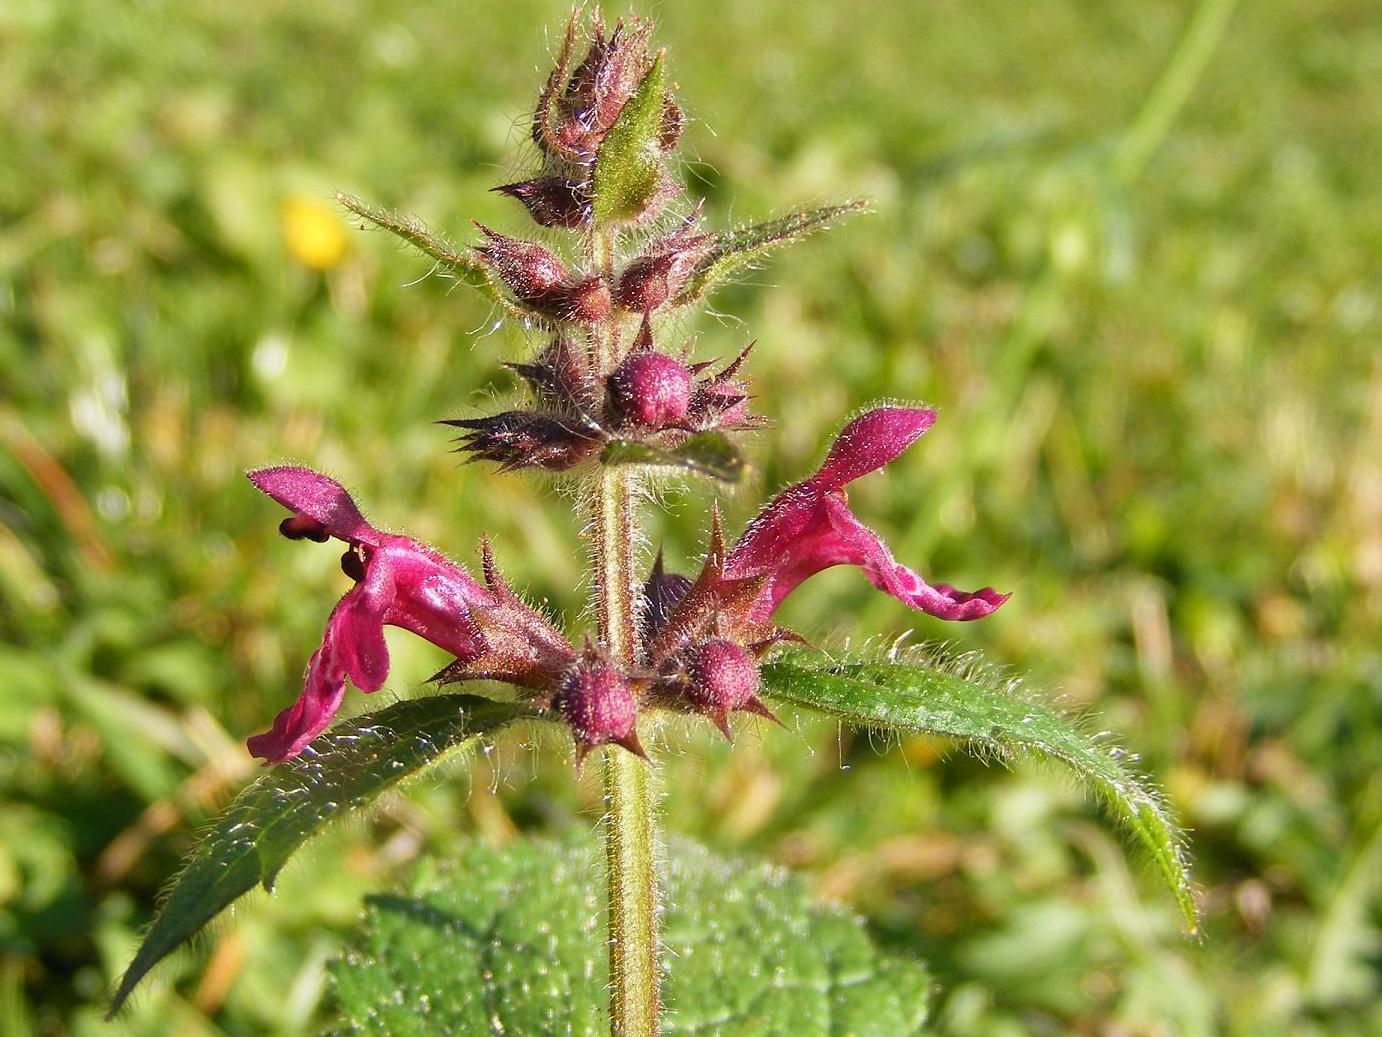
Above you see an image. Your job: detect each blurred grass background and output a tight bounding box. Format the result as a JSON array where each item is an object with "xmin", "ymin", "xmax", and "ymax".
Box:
[{"xmin": 2, "ymin": 0, "xmax": 1380, "ymax": 1033}]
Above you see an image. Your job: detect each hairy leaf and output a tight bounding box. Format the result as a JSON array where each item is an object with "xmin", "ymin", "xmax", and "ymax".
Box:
[
  {"xmin": 674, "ymin": 201, "xmax": 870, "ymax": 304},
  {"xmin": 601, "ymin": 431, "xmax": 747, "ymax": 483},
  {"xmin": 109, "ymin": 695, "xmax": 531, "ymax": 1015},
  {"xmin": 759, "ymin": 649, "xmax": 1198, "ymax": 932},
  {"xmin": 329, "ymin": 835, "xmax": 931, "ymax": 1035},
  {"xmin": 335, "ymin": 193, "xmax": 526, "ymax": 318},
  {"xmin": 591, "ymin": 53, "xmax": 668, "ymax": 225}
]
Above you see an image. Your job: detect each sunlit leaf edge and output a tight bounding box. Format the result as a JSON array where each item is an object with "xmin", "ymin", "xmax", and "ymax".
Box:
[
  {"xmin": 109, "ymin": 694, "xmax": 533, "ymax": 1016},
  {"xmin": 759, "ymin": 645, "xmax": 1198, "ymax": 933}
]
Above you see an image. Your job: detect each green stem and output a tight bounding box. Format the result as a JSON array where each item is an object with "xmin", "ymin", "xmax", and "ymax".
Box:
[
  {"xmin": 603, "ymin": 716, "xmax": 659, "ymax": 1035},
  {"xmin": 595, "ymin": 467, "xmax": 660, "ymax": 1036},
  {"xmin": 588, "ymin": 223, "xmax": 661, "ymax": 1036}
]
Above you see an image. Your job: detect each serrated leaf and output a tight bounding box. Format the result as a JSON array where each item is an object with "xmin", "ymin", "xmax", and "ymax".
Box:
[
  {"xmin": 109, "ymin": 695, "xmax": 531, "ymax": 1016},
  {"xmin": 759, "ymin": 648, "xmax": 1198, "ymax": 933},
  {"xmin": 334, "ymin": 193, "xmax": 526, "ymax": 318},
  {"xmin": 329, "ymin": 835, "xmax": 931, "ymax": 1036},
  {"xmin": 674, "ymin": 200, "xmax": 870, "ymax": 305},
  {"xmin": 591, "ymin": 53, "xmax": 668, "ymax": 226},
  {"xmin": 601, "ymin": 432, "xmax": 747, "ymax": 483}
]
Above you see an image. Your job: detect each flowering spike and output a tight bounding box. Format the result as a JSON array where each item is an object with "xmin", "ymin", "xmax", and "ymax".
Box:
[{"xmin": 196, "ymin": 19, "xmax": 1039, "ymax": 1026}]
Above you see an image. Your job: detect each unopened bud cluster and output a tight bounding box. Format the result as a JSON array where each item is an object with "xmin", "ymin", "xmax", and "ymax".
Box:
[{"xmin": 445, "ymin": 16, "xmax": 756, "ymax": 483}]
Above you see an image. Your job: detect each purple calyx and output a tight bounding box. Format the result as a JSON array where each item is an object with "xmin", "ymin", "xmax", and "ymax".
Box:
[
  {"xmin": 609, "ymin": 351, "xmax": 694, "ymax": 428},
  {"xmin": 557, "ymin": 652, "xmax": 645, "ymax": 764}
]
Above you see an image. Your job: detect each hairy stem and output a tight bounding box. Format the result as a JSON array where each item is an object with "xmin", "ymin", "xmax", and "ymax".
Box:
[
  {"xmin": 596, "ymin": 468, "xmax": 660, "ymax": 1036},
  {"xmin": 589, "ymin": 224, "xmax": 661, "ymax": 1036}
]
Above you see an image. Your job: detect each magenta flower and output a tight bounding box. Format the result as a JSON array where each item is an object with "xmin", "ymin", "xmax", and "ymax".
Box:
[
  {"xmin": 246, "ymin": 466, "xmax": 574, "ymax": 764},
  {"xmin": 642, "ymin": 406, "xmax": 1007, "ymax": 735},
  {"xmin": 723, "ymin": 406, "xmax": 1009, "ymax": 624}
]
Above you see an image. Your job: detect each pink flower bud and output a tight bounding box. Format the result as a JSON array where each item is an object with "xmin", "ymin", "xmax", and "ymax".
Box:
[
  {"xmin": 557, "ymin": 658, "xmax": 640, "ymax": 758},
  {"xmin": 531, "ymin": 17, "xmax": 669, "ymax": 162},
  {"xmin": 474, "ymin": 224, "xmax": 569, "ymax": 299},
  {"xmin": 614, "ymin": 254, "xmax": 677, "ymax": 312},
  {"xmin": 684, "ymin": 639, "xmax": 759, "ymax": 714},
  {"xmin": 474, "ymin": 226, "xmax": 610, "ymax": 325},
  {"xmin": 442, "ymin": 410, "xmax": 601, "ymax": 472},
  {"xmin": 493, "ymin": 177, "xmax": 591, "ymax": 229},
  {"xmin": 614, "ymin": 223, "xmax": 714, "ymax": 312},
  {"xmin": 610, "ymin": 352, "xmax": 693, "ymax": 428}
]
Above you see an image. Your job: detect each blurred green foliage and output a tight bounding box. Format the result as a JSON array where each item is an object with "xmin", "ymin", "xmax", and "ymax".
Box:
[{"xmin": 1, "ymin": 0, "xmax": 1379, "ymax": 1034}]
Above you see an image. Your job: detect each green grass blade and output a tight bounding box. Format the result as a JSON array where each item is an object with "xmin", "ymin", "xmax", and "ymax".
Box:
[
  {"xmin": 674, "ymin": 200, "xmax": 870, "ymax": 305},
  {"xmin": 760, "ymin": 649, "xmax": 1198, "ymax": 932},
  {"xmin": 108, "ymin": 694, "xmax": 532, "ymax": 1016},
  {"xmin": 335, "ymin": 193, "xmax": 526, "ymax": 318}
]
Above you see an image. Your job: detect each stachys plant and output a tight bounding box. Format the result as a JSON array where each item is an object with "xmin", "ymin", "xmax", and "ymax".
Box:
[{"xmin": 110, "ymin": 12, "xmax": 1195, "ymax": 1035}]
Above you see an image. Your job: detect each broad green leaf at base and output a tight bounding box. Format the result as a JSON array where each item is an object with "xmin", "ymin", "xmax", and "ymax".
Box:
[
  {"xmin": 109, "ymin": 695, "xmax": 531, "ymax": 1016},
  {"xmin": 759, "ymin": 648, "xmax": 1198, "ymax": 933},
  {"xmin": 329, "ymin": 836, "xmax": 932, "ymax": 1036}
]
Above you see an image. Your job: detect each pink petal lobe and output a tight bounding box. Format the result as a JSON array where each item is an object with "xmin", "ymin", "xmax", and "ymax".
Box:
[
  {"xmin": 245, "ymin": 578, "xmax": 392, "ymax": 764},
  {"xmin": 332, "ymin": 563, "xmax": 394, "ymax": 691},
  {"xmin": 245, "ymin": 647, "xmax": 349, "ymax": 764},
  {"xmin": 821, "ymin": 497, "xmax": 1009, "ymax": 621},
  {"xmin": 247, "ymin": 466, "xmax": 379, "ymax": 545},
  {"xmin": 810, "ymin": 407, "xmax": 935, "ymax": 490},
  {"xmin": 723, "ymin": 408, "xmax": 1007, "ymax": 625}
]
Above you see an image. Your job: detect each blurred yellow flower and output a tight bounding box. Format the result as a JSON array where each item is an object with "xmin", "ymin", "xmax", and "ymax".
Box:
[{"xmin": 280, "ymin": 195, "xmax": 347, "ymax": 270}]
